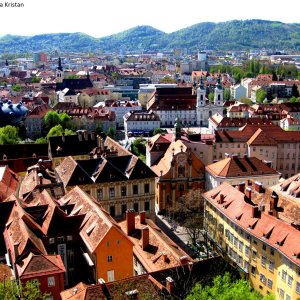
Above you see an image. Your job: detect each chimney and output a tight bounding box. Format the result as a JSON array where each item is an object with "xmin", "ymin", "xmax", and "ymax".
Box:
[
  {"xmin": 91, "ymin": 131, "xmax": 95, "ymax": 140},
  {"xmin": 139, "ymin": 211, "xmax": 146, "ymax": 224},
  {"xmin": 141, "ymin": 226, "xmax": 149, "ymax": 250},
  {"xmin": 238, "ymin": 182, "xmax": 245, "ymax": 193},
  {"xmin": 180, "ymin": 255, "xmax": 188, "ymax": 265},
  {"xmin": 166, "ymin": 277, "xmax": 174, "ymax": 295},
  {"xmin": 126, "ymin": 209, "xmax": 135, "ymax": 236},
  {"xmin": 245, "ymin": 187, "xmax": 252, "ymax": 200},
  {"xmin": 254, "ymin": 181, "xmax": 263, "ymax": 193},
  {"xmin": 83, "ymin": 130, "xmax": 88, "ymax": 141},
  {"xmin": 251, "ymin": 206, "xmax": 260, "ymax": 218},
  {"xmin": 162, "ymin": 251, "xmax": 168, "ymax": 262},
  {"xmin": 218, "ymin": 194, "xmax": 225, "ymax": 204},
  {"xmin": 38, "ymin": 173, "xmax": 43, "ymax": 185}
]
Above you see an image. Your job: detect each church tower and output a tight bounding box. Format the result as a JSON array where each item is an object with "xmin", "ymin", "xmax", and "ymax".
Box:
[
  {"xmin": 214, "ymin": 74, "xmax": 223, "ymax": 106},
  {"xmin": 196, "ymin": 76, "xmax": 206, "ymax": 107},
  {"xmin": 174, "ymin": 117, "xmax": 182, "ymax": 141},
  {"xmin": 56, "ymin": 57, "xmax": 64, "ymax": 83}
]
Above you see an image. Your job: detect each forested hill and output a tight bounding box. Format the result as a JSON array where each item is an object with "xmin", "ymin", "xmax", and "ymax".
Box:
[{"xmin": 1, "ymin": 19, "xmax": 300, "ymax": 53}]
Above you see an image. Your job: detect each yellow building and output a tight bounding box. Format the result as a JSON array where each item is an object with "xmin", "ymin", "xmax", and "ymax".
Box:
[{"xmin": 203, "ymin": 181, "xmax": 300, "ymax": 300}]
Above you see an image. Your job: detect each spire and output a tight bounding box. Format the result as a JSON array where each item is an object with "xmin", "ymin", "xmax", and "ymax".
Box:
[
  {"xmin": 174, "ymin": 117, "xmax": 182, "ymax": 141},
  {"xmin": 87, "ymin": 68, "xmax": 90, "ymax": 79},
  {"xmin": 217, "ymin": 74, "xmax": 222, "ymax": 89},
  {"xmin": 57, "ymin": 57, "xmax": 63, "ymax": 71},
  {"xmin": 199, "ymin": 76, "xmax": 204, "ymax": 89},
  {"xmin": 5, "ymin": 59, "xmax": 8, "ymax": 67}
]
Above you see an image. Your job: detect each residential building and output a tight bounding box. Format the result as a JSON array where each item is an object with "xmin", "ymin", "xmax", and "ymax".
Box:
[
  {"xmin": 203, "ymin": 179, "xmax": 300, "ymax": 299},
  {"xmin": 214, "ymin": 124, "xmax": 300, "ymax": 178},
  {"xmin": 279, "ymin": 115, "xmax": 300, "ymax": 131},
  {"xmin": 205, "ymin": 156, "xmax": 280, "ymax": 191},
  {"xmin": 230, "ymin": 84, "xmax": 247, "ymax": 100},
  {"xmin": 55, "ymin": 137, "xmax": 157, "ymax": 219},
  {"xmin": 124, "ymin": 110, "xmax": 160, "ymax": 139}
]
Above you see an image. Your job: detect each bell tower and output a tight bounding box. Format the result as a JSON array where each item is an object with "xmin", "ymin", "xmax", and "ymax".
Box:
[
  {"xmin": 214, "ymin": 74, "xmax": 223, "ymax": 106},
  {"xmin": 197, "ymin": 76, "xmax": 206, "ymax": 107},
  {"xmin": 56, "ymin": 57, "xmax": 64, "ymax": 83}
]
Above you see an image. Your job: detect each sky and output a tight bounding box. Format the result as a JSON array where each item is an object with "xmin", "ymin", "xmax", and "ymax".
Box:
[{"xmin": 1, "ymin": 0, "xmax": 299, "ymax": 37}]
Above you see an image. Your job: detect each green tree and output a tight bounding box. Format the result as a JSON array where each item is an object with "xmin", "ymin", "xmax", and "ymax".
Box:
[
  {"xmin": 31, "ymin": 76, "xmax": 40, "ymax": 83},
  {"xmin": 0, "ymin": 125, "xmax": 19, "ymax": 144},
  {"xmin": 58, "ymin": 112, "xmax": 72, "ymax": 129},
  {"xmin": 291, "ymin": 84, "xmax": 300, "ymax": 98},
  {"xmin": 153, "ymin": 128, "xmax": 163, "ymax": 135},
  {"xmin": 35, "ymin": 137, "xmax": 48, "ymax": 144},
  {"xmin": 132, "ymin": 138, "xmax": 146, "ymax": 157},
  {"xmin": 12, "ymin": 84, "xmax": 22, "ymax": 92},
  {"xmin": 47, "ymin": 125, "xmax": 75, "ymax": 138},
  {"xmin": 106, "ymin": 127, "xmax": 116, "ymax": 140},
  {"xmin": 208, "ymin": 92, "xmax": 214, "ymax": 102},
  {"xmin": 186, "ymin": 272, "xmax": 275, "ymax": 300},
  {"xmin": 224, "ymin": 88, "xmax": 231, "ymax": 101},
  {"xmin": 44, "ymin": 111, "xmax": 60, "ymax": 129},
  {"xmin": 0, "ymin": 279, "xmax": 49, "ymax": 300},
  {"xmin": 239, "ymin": 97, "xmax": 253, "ymax": 105},
  {"xmin": 256, "ymin": 89, "xmax": 267, "ymax": 103}
]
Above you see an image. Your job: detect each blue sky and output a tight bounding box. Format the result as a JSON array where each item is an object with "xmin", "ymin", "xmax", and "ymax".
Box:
[{"xmin": 1, "ymin": 0, "xmax": 299, "ymax": 37}]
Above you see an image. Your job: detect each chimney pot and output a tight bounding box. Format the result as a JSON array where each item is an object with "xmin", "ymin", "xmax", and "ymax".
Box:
[
  {"xmin": 141, "ymin": 226, "xmax": 149, "ymax": 250},
  {"xmin": 166, "ymin": 277, "xmax": 174, "ymax": 295},
  {"xmin": 245, "ymin": 187, "xmax": 252, "ymax": 200},
  {"xmin": 254, "ymin": 181, "xmax": 263, "ymax": 193},
  {"xmin": 238, "ymin": 181, "xmax": 245, "ymax": 193},
  {"xmin": 140, "ymin": 211, "xmax": 146, "ymax": 224},
  {"xmin": 126, "ymin": 209, "xmax": 135, "ymax": 236}
]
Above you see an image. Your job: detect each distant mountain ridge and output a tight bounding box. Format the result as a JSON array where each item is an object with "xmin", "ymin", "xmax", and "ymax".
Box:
[{"xmin": 1, "ymin": 19, "xmax": 300, "ymax": 53}]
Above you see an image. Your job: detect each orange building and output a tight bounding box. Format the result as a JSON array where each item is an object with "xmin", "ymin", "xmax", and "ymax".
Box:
[
  {"xmin": 58, "ymin": 187, "xmax": 134, "ymax": 282},
  {"xmin": 150, "ymin": 122, "xmax": 205, "ymax": 213}
]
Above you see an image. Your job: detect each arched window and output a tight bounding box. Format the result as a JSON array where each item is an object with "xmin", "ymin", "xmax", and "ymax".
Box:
[
  {"xmin": 218, "ymin": 94, "xmax": 221, "ymax": 100},
  {"xmin": 200, "ymin": 95, "xmax": 203, "ymax": 100},
  {"xmin": 178, "ymin": 166, "xmax": 185, "ymax": 177}
]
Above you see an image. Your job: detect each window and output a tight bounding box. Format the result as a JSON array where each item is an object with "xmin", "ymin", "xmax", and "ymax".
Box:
[
  {"xmin": 259, "ymin": 273, "xmax": 266, "ymax": 284},
  {"xmin": 262, "ymin": 244, "xmax": 266, "ymax": 251},
  {"xmin": 245, "ymin": 246, "xmax": 250, "ymax": 257},
  {"xmin": 133, "ymin": 185, "xmax": 138, "ymax": 195},
  {"xmin": 109, "ymin": 187, "xmax": 115, "ymax": 198},
  {"xmin": 270, "ymin": 248, "xmax": 275, "ymax": 256},
  {"xmin": 238, "ymin": 241, "xmax": 244, "ymax": 252},
  {"xmin": 279, "ymin": 288, "xmax": 285, "ymax": 299},
  {"xmin": 267, "ymin": 278, "xmax": 273, "ymax": 289},
  {"xmin": 144, "ymin": 183, "xmax": 149, "ymax": 194},
  {"xmin": 107, "ymin": 255, "xmax": 113, "ymax": 262},
  {"xmin": 48, "ymin": 276, "xmax": 55, "ymax": 287},
  {"xmin": 269, "ymin": 260, "xmax": 274, "ymax": 272},
  {"xmin": 288, "ymin": 275, "xmax": 293, "ymax": 287},
  {"xmin": 261, "ymin": 256, "xmax": 266, "ymax": 267},
  {"xmin": 97, "ymin": 189, "xmax": 103, "ymax": 200},
  {"xmin": 110, "ymin": 206, "xmax": 115, "ymax": 217},
  {"xmin": 144, "ymin": 201, "xmax": 150, "ymax": 211},
  {"xmin": 286, "ymin": 294, "xmax": 291, "ymax": 300},
  {"xmin": 133, "ymin": 203, "xmax": 139, "ymax": 212},
  {"xmin": 296, "ymin": 281, "xmax": 300, "ymax": 294},
  {"xmin": 179, "ymin": 184, "xmax": 184, "ymax": 191},
  {"xmin": 121, "ymin": 186, "xmax": 127, "ymax": 197},
  {"xmin": 252, "ymin": 250, "xmax": 257, "ymax": 260},
  {"xmin": 178, "ymin": 166, "xmax": 185, "ymax": 177},
  {"xmin": 282, "ymin": 270, "xmax": 287, "ymax": 282},
  {"xmin": 251, "ymin": 265, "xmax": 256, "ymax": 275}
]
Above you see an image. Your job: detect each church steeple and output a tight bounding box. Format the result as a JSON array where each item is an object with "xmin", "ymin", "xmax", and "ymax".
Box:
[
  {"xmin": 197, "ymin": 76, "xmax": 206, "ymax": 107},
  {"xmin": 57, "ymin": 57, "xmax": 63, "ymax": 71},
  {"xmin": 56, "ymin": 57, "xmax": 64, "ymax": 83},
  {"xmin": 214, "ymin": 74, "xmax": 223, "ymax": 106},
  {"xmin": 174, "ymin": 117, "xmax": 182, "ymax": 141}
]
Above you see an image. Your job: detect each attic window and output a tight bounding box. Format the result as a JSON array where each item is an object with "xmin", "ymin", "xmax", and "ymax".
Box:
[
  {"xmin": 86, "ymin": 222, "xmax": 96, "ymax": 235},
  {"xmin": 125, "ymin": 290, "xmax": 139, "ymax": 298},
  {"xmin": 71, "ymin": 205, "xmax": 83, "ymax": 216}
]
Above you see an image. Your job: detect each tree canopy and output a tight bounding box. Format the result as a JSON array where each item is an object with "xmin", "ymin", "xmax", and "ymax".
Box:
[
  {"xmin": 186, "ymin": 273, "xmax": 275, "ymax": 300},
  {"xmin": 0, "ymin": 125, "xmax": 19, "ymax": 144}
]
